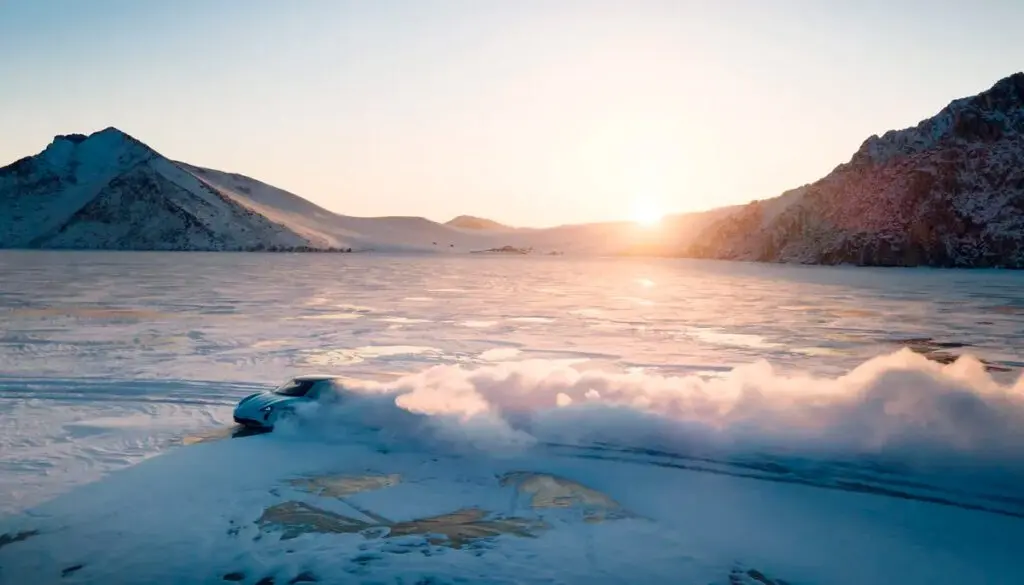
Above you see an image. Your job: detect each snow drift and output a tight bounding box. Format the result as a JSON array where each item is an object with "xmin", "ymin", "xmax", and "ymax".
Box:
[{"xmin": 291, "ymin": 350, "xmax": 1024, "ymax": 464}]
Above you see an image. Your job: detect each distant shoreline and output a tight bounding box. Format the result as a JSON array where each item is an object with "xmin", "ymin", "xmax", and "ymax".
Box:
[{"xmin": 3, "ymin": 247, "xmax": 1024, "ymax": 269}]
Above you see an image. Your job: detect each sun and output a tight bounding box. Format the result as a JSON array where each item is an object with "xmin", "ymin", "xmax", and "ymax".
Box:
[{"xmin": 630, "ymin": 198, "xmax": 664, "ymax": 227}]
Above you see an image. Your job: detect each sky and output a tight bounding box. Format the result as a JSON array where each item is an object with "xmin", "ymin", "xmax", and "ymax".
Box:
[{"xmin": 2, "ymin": 1, "xmax": 1024, "ymax": 228}]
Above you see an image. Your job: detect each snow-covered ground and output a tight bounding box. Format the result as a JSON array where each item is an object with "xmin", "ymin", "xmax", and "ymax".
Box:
[{"xmin": 1, "ymin": 251, "xmax": 1023, "ymax": 584}]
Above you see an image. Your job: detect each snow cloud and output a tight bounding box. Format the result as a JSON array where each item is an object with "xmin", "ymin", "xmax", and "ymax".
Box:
[{"xmin": 289, "ymin": 349, "xmax": 1024, "ymax": 479}]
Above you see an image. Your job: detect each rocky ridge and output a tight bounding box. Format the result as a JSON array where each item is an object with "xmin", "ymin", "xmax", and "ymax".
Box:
[{"xmin": 686, "ymin": 72, "xmax": 1024, "ymax": 267}]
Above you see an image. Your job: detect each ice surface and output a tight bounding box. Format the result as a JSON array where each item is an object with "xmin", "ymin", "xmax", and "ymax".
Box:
[
  {"xmin": 1, "ymin": 251, "xmax": 1023, "ymax": 583},
  {"xmin": 1, "ymin": 422, "xmax": 1022, "ymax": 584}
]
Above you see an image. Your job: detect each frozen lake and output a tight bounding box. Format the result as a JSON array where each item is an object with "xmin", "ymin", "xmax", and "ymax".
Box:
[
  {"xmin": 1, "ymin": 251, "xmax": 1023, "ymax": 584},
  {"xmin": 4, "ymin": 250, "xmax": 1024, "ymax": 382}
]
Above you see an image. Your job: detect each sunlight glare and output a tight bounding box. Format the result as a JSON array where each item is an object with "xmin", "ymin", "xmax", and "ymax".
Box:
[{"xmin": 630, "ymin": 198, "xmax": 664, "ymax": 227}]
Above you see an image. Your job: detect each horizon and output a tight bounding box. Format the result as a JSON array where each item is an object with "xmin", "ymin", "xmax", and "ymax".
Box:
[{"xmin": 3, "ymin": 1, "xmax": 1024, "ymax": 229}]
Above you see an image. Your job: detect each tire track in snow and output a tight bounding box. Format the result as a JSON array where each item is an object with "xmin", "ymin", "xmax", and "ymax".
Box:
[{"xmin": 0, "ymin": 377, "xmax": 263, "ymax": 516}]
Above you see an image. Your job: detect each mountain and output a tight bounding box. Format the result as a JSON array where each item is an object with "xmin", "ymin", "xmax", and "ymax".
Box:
[
  {"xmin": 445, "ymin": 215, "xmax": 511, "ymax": 230},
  {"xmin": 0, "ymin": 129, "xmax": 520, "ymax": 252},
  {"xmin": 0, "ymin": 127, "xmax": 724, "ymax": 255},
  {"xmin": 686, "ymin": 73, "xmax": 1024, "ymax": 267},
  {"xmin": 8, "ymin": 74, "xmax": 1024, "ymax": 262},
  {"xmin": 0, "ymin": 129, "xmax": 330, "ymax": 251}
]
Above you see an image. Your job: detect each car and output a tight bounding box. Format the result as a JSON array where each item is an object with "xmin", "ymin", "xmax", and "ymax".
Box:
[{"xmin": 232, "ymin": 375, "xmax": 341, "ymax": 429}]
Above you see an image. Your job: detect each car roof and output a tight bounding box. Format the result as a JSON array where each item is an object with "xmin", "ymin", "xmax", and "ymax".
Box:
[{"xmin": 290, "ymin": 374, "xmax": 342, "ymax": 382}]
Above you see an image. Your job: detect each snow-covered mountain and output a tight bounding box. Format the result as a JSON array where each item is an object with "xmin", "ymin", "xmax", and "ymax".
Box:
[
  {"xmin": 1, "ymin": 127, "xmax": 722, "ymax": 255},
  {"xmin": 0, "ymin": 129, "xmax": 323, "ymax": 251},
  {"xmin": 0, "ymin": 129, "xmax": 498, "ymax": 253},
  {"xmin": 687, "ymin": 72, "xmax": 1024, "ymax": 267}
]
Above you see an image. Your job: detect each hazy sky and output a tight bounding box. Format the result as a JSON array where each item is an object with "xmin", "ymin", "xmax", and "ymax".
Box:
[{"xmin": 3, "ymin": 1, "xmax": 1023, "ymax": 227}]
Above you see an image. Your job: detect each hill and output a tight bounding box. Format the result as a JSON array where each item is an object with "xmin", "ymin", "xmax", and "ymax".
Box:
[{"xmin": 445, "ymin": 215, "xmax": 511, "ymax": 230}]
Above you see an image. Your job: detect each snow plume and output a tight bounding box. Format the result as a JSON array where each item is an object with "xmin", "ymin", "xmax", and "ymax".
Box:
[{"xmin": 290, "ymin": 349, "xmax": 1024, "ymax": 475}]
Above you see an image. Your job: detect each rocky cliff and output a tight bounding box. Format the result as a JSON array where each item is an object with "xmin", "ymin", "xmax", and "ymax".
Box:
[{"xmin": 687, "ymin": 73, "xmax": 1024, "ymax": 268}]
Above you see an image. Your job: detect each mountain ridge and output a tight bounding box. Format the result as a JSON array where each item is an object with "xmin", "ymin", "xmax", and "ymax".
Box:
[
  {"xmin": 685, "ymin": 72, "xmax": 1024, "ymax": 268},
  {"xmin": 0, "ymin": 128, "xmax": 720, "ymax": 255},
  {"xmin": 7, "ymin": 72, "xmax": 1022, "ymax": 264}
]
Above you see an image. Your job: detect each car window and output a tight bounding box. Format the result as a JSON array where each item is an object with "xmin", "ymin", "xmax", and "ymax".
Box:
[
  {"xmin": 306, "ymin": 381, "xmax": 323, "ymax": 399},
  {"xmin": 273, "ymin": 379, "xmax": 316, "ymax": 397}
]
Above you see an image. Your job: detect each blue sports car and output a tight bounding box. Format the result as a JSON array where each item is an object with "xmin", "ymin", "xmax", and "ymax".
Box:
[{"xmin": 233, "ymin": 375, "xmax": 341, "ymax": 429}]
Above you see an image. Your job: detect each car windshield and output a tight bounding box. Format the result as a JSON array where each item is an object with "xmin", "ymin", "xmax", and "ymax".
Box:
[{"xmin": 273, "ymin": 379, "xmax": 317, "ymax": 397}]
